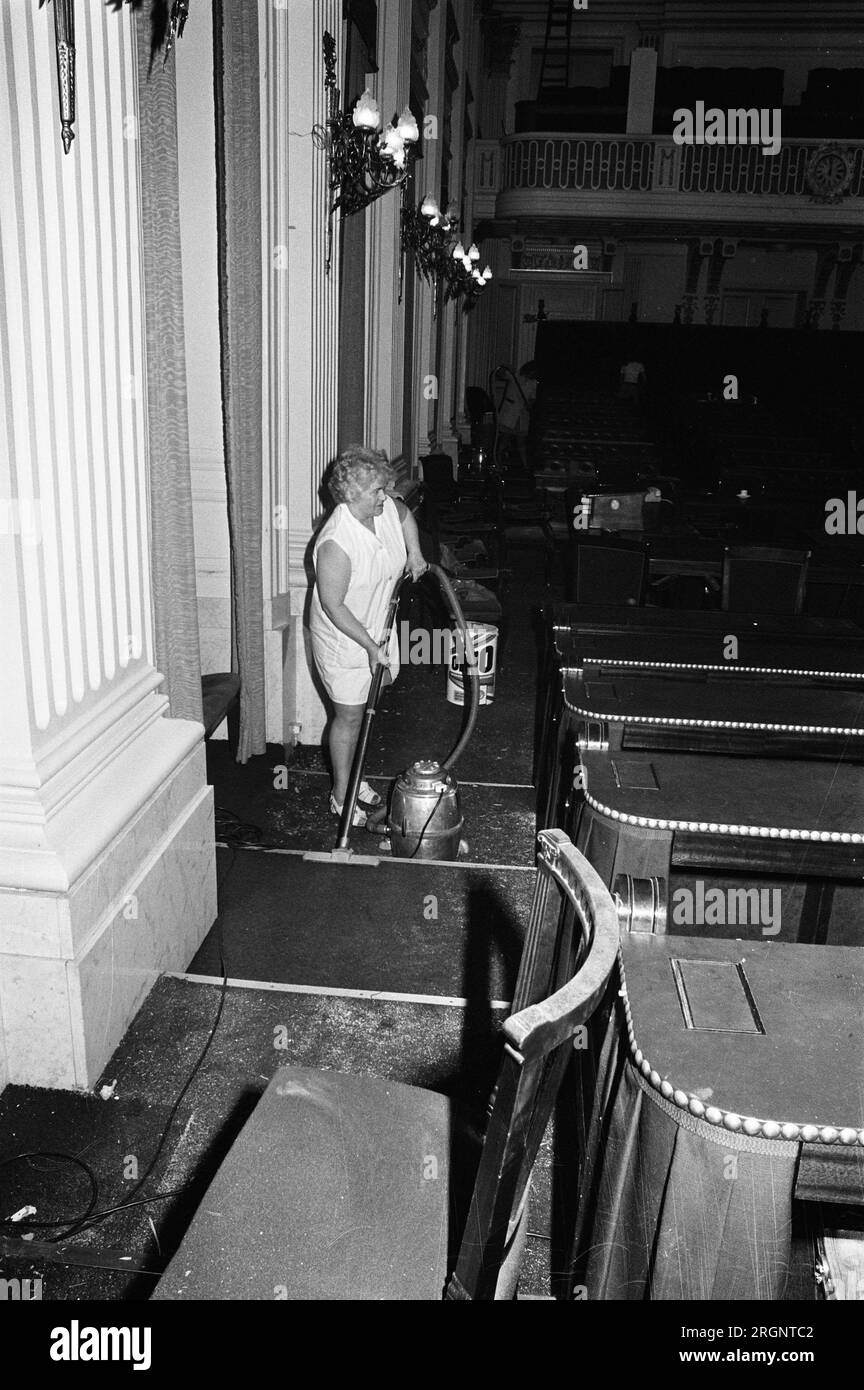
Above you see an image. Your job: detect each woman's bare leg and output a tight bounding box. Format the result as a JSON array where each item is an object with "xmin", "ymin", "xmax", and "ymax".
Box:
[{"xmin": 330, "ymin": 701, "xmax": 365, "ymax": 804}]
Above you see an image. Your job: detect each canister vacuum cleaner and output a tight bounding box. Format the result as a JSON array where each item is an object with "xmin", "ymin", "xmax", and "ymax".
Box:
[{"xmin": 333, "ymin": 563, "xmax": 480, "ymax": 862}]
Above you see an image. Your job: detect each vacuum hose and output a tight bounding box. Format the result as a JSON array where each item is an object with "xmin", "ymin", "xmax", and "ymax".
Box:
[{"xmin": 429, "ymin": 562, "xmax": 480, "ymax": 772}]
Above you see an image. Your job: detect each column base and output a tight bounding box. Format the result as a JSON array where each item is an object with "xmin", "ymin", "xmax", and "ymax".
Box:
[
  {"xmin": 269, "ymin": 597, "xmax": 330, "ymax": 750},
  {"xmin": 0, "ymin": 733, "xmax": 216, "ymax": 1091}
]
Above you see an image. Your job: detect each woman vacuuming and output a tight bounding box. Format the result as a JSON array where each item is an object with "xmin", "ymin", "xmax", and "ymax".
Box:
[{"xmin": 310, "ymin": 447, "xmax": 428, "ymax": 826}]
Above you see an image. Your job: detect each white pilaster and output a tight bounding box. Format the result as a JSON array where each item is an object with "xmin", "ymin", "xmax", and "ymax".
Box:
[
  {"xmin": 433, "ymin": 4, "xmax": 470, "ymax": 464},
  {"xmin": 176, "ymin": 7, "xmax": 231, "ymax": 703},
  {"xmin": 411, "ymin": 0, "xmax": 445, "ymax": 462},
  {"xmin": 260, "ymin": 0, "xmax": 342, "ymax": 746},
  {"xmin": 451, "ymin": 2, "xmax": 480, "ymax": 444},
  {"xmin": 364, "ymin": 0, "xmax": 413, "ymax": 463},
  {"xmin": 0, "ymin": 0, "xmax": 216, "ymax": 1089}
]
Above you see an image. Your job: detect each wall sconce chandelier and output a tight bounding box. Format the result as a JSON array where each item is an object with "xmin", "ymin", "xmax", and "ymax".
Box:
[
  {"xmin": 401, "ymin": 194, "xmax": 492, "ymax": 313},
  {"xmin": 319, "ymin": 31, "xmax": 419, "ymax": 272}
]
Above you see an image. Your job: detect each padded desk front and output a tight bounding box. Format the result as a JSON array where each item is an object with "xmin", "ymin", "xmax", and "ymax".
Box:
[
  {"xmin": 573, "ymin": 936, "xmax": 864, "ymax": 1300},
  {"xmin": 549, "ymin": 604, "xmax": 863, "ymax": 644},
  {"xmin": 556, "ymin": 634, "xmax": 864, "ymax": 682},
  {"xmin": 562, "ymin": 670, "xmax": 864, "ymax": 761},
  {"xmin": 575, "ymin": 748, "xmax": 864, "ymax": 882},
  {"xmin": 548, "ymin": 605, "xmax": 864, "ymax": 681}
]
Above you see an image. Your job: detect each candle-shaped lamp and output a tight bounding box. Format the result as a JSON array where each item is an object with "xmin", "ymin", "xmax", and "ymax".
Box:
[
  {"xmin": 352, "ymin": 89, "xmax": 380, "ymax": 130},
  {"xmin": 396, "ymin": 106, "xmax": 420, "ymax": 143}
]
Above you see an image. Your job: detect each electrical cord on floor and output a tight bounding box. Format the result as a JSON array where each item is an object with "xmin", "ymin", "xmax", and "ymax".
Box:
[
  {"xmin": 214, "ymin": 805, "xmax": 266, "ymax": 847},
  {"xmin": 0, "ymin": 850, "xmax": 235, "ymax": 1249},
  {"xmin": 215, "ymin": 807, "xmax": 305, "ymax": 858}
]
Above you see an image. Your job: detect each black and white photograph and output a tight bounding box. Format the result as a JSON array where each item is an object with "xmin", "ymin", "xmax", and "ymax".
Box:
[{"xmin": 1, "ymin": 0, "xmax": 864, "ymax": 1350}]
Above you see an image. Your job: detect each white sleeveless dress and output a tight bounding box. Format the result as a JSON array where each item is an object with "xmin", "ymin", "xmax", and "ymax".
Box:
[{"xmin": 310, "ymin": 497, "xmax": 407, "ymax": 705}]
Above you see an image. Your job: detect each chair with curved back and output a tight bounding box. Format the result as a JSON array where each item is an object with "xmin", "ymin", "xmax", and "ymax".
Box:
[
  {"xmin": 721, "ymin": 545, "xmax": 810, "ymax": 616},
  {"xmin": 152, "ymin": 832, "xmax": 620, "ymax": 1301},
  {"xmin": 569, "ymin": 532, "xmax": 650, "ymax": 607}
]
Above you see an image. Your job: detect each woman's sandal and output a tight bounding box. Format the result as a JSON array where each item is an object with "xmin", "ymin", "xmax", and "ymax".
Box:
[
  {"xmin": 357, "ymin": 780, "xmax": 383, "ymax": 809},
  {"xmin": 329, "ymin": 793, "xmax": 367, "ymax": 828}
]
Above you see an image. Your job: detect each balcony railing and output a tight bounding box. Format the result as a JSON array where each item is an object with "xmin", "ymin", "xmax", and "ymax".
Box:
[
  {"xmin": 504, "ymin": 137, "xmax": 655, "ymax": 193},
  {"xmin": 497, "ymin": 134, "xmax": 864, "ymax": 200}
]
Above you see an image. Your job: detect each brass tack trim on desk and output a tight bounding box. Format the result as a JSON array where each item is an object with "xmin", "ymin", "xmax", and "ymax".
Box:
[
  {"xmin": 617, "ymin": 955, "xmax": 864, "ymax": 1146},
  {"xmin": 563, "ymin": 695, "xmax": 864, "ymax": 739},
  {"xmin": 582, "ymin": 791, "xmax": 864, "ymax": 845},
  {"xmin": 560, "ymin": 658, "xmax": 864, "ymax": 681}
]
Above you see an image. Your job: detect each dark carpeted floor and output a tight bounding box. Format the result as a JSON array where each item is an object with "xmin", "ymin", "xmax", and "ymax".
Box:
[
  {"xmin": 190, "ymin": 847, "xmax": 532, "ymax": 999},
  {"xmin": 0, "ymin": 553, "xmax": 566, "ymax": 1299},
  {"xmin": 0, "ymin": 551, "xmax": 822, "ymax": 1301}
]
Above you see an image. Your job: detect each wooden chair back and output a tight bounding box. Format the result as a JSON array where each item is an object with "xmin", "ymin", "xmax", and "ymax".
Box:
[
  {"xmin": 721, "ymin": 545, "xmax": 810, "ymax": 615},
  {"xmin": 569, "ymin": 533, "xmax": 649, "ymax": 607},
  {"xmin": 447, "ymin": 831, "xmax": 619, "ymax": 1298}
]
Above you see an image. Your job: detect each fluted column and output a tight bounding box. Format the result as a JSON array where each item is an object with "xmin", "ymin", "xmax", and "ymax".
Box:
[
  {"xmin": 431, "ymin": 3, "xmax": 471, "ymax": 464},
  {"xmin": 412, "ymin": 0, "xmax": 446, "ymax": 461},
  {"xmin": 0, "ymin": 0, "xmax": 216, "ymax": 1089},
  {"xmin": 260, "ymin": 0, "xmax": 342, "ymax": 745},
  {"xmin": 365, "ymin": 0, "xmax": 413, "ymax": 462}
]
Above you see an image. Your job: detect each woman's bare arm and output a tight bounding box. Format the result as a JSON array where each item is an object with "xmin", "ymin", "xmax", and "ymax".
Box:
[
  {"xmin": 395, "ymin": 499, "xmax": 428, "ymax": 579},
  {"xmin": 316, "ymin": 540, "xmax": 385, "ymax": 663}
]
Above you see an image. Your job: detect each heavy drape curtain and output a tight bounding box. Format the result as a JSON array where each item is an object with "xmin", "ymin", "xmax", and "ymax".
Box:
[
  {"xmin": 134, "ymin": 11, "xmax": 203, "ymax": 724},
  {"xmin": 213, "ymin": 0, "xmax": 267, "ymax": 762}
]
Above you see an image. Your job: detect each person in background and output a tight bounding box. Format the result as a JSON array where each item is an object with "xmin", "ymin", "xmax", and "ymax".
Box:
[
  {"xmin": 619, "ymin": 358, "xmax": 646, "ymax": 406},
  {"xmin": 494, "ymin": 361, "xmax": 539, "ymax": 468},
  {"xmin": 310, "ymin": 447, "xmax": 427, "ymax": 826}
]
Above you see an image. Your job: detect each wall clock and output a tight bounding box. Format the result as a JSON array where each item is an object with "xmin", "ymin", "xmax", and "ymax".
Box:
[{"xmin": 806, "ymin": 145, "xmax": 855, "ymax": 203}]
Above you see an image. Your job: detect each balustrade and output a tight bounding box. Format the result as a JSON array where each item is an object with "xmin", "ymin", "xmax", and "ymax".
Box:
[{"xmin": 497, "ymin": 134, "xmax": 864, "ymax": 200}]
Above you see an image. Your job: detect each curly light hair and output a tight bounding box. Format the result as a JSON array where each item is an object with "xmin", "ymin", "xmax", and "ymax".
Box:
[{"xmin": 327, "ymin": 446, "xmax": 395, "ymax": 505}]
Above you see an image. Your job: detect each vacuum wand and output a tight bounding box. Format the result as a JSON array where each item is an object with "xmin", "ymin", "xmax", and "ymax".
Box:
[{"xmin": 335, "ymin": 573, "xmax": 409, "ymax": 850}]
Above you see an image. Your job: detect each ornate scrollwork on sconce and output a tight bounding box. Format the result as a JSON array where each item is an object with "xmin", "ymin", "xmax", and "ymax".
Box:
[
  {"xmin": 400, "ymin": 194, "xmax": 492, "ymax": 313},
  {"xmin": 318, "ymin": 31, "xmax": 420, "ymax": 272},
  {"xmin": 50, "ymin": 0, "xmax": 76, "ymax": 153},
  {"xmin": 44, "ymin": 0, "xmax": 189, "ymax": 154}
]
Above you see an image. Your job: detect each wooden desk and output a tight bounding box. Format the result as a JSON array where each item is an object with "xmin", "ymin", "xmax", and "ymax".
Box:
[
  {"xmin": 555, "ymin": 632, "xmax": 864, "ymax": 682},
  {"xmin": 535, "ymin": 607, "xmax": 864, "ymax": 829},
  {"xmin": 561, "ymin": 669, "xmax": 864, "ymax": 761},
  {"xmin": 575, "ymin": 745, "xmax": 864, "ymax": 880},
  {"xmin": 573, "ymin": 936, "xmax": 864, "ymax": 1299},
  {"xmin": 554, "ymin": 745, "xmax": 864, "ymax": 947},
  {"xmin": 620, "ymin": 934, "xmax": 864, "ymax": 1156},
  {"xmin": 550, "ymin": 603, "xmax": 862, "ymax": 642},
  {"xmin": 549, "ymin": 607, "xmax": 864, "ymax": 681},
  {"xmin": 648, "ymin": 538, "xmax": 722, "ymax": 581}
]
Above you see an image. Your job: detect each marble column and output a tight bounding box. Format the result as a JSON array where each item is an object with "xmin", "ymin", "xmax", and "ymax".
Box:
[
  {"xmin": 260, "ymin": 0, "xmax": 342, "ymax": 746},
  {"xmin": 0, "ymin": 1, "xmax": 216, "ymax": 1089}
]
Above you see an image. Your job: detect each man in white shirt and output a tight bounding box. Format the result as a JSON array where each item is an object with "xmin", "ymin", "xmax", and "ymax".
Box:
[
  {"xmin": 619, "ymin": 359, "xmax": 646, "ymax": 405},
  {"xmin": 494, "ymin": 361, "xmax": 539, "ymax": 467}
]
